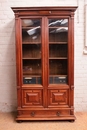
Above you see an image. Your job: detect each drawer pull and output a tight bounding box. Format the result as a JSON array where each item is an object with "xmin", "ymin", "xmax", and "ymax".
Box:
[
  {"xmin": 56, "ymin": 112, "xmax": 60, "ymax": 116},
  {"xmin": 31, "ymin": 112, "xmax": 35, "ymax": 117},
  {"xmin": 49, "ymin": 11, "xmax": 51, "ymax": 14}
]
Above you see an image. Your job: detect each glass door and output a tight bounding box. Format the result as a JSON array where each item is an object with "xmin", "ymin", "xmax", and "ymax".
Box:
[
  {"xmin": 49, "ymin": 19, "xmax": 68, "ymax": 84},
  {"xmin": 21, "ymin": 19, "xmax": 42, "ymax": 84}
]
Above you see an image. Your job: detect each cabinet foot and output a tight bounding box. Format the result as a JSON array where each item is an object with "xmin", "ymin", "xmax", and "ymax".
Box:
[
  {"xmin": 69, "ymin": 120, "xmax": 75, "ymax": 122},
  {"xmin": 16, "ymin": 120, "xmax": 22, "ymax": 123}
]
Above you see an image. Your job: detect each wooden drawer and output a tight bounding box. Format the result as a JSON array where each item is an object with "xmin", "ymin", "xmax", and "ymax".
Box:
[{"xmin": 18, "ymin": 109, "xmax": 70, "ymax": 118}]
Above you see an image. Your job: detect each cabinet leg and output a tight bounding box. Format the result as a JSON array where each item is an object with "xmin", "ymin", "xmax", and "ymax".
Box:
[{"xmin": 69, "ymin": 120, "xmax": 75, "ymax": 122}]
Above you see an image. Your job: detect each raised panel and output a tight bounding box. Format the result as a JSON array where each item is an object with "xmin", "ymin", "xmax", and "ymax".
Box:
[
  {"xmin": 26, "ymin": 93, "xmax": 39, "ymax": 102},
  {"xmin": 48, "ymin": 89, "xmax": 69, "ymax": 107},
  {"xmin": 53, "ymin": 93, "xmax": 65, "ymax": 102},
  {"xmin": 22, "ymin": 89, "xmax": 43, "ymax": 107}
]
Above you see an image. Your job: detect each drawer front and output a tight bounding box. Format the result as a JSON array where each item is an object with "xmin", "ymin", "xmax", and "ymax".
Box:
[
  {"xmin": 48, "ymin": 89, "xmax": 69, "ymax": 107},
  {"xmin": 18, "ymin": 109, "xmax": 70, "ymax": 118},
  {"xmin": 22, "ymin": 89, "xmax": 43, "ymax": 107}
]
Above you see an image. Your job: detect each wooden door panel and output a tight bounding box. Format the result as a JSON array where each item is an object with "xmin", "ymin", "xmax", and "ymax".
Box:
[
  {"xmin": 48, "ymin": 89, "xmax": 69, "ymax": 107},
  {"xmin": 22, "ymin": 89, "xmax": 43, "ymax": 107}
]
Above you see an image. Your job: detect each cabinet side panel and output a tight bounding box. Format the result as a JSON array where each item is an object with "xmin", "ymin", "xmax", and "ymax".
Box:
[
  {"xmin": 69, "ymin": 14, "xmax": 74, "ymax": 115},
  {"xmin": 15, "ymin": 17, "xmax": 22, "ymax": 108}
]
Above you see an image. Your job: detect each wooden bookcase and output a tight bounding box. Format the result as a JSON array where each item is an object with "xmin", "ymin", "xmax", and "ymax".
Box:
[{"xmin": 12, "ymin": 6, "xmax": 77, "ymax": 122}]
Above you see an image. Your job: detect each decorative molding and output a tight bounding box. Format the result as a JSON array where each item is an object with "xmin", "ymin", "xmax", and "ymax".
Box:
[
  {"xmin": 71, "ymin": 12, "xmax": 74, "ymax": 19},
  {"xmin": 15, "ymin": 11, "xmax": 19, "ymax": 19}
]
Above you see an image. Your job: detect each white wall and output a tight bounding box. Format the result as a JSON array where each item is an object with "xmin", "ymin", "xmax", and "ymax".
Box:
[{"xmin": 0, "ymin": 0, "xmax": 87, "ymax": 112}]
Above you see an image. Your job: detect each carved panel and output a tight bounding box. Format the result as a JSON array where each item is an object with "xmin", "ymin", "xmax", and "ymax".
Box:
[
  {"xmin": 22, "ymin": 89, "xmax": 43, "ymax": 107},
  {"xmin": 48, "ymin": 89, "xmax": 69, "ymax": 107}
]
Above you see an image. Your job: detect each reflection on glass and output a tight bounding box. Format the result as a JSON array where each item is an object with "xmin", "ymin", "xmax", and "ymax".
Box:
[
  {"xmin": 22, "ymin": 28, "xmax": 41, "ymax": 43},
  {"xmin": 49, "ymin": 19, "xmax": 68, "ymax": 27},
  {"xmin": 49, "ymin": 19, "xmax": 68, "ymax": 84},
  {"xmin": 22, "ymin": 19, "xmax": 40, "ymax": 27},
  {"xmin": 22, "ymin": 19, "xmax": 42, "ymax": 84},
  {"xmin": 49, "ymin": 27, "xmax": 68, "ymax": 34},
  {"xmin": 22, "ymin": 19, "xmax": 41, "ymax": 43}
]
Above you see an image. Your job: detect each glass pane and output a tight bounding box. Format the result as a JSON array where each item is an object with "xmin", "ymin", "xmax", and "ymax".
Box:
[
  {"xmin": 49, "ymin": 44, "xmax": 67, "ymax": 57},
  {"xmin": 22, "ymin": 19, "xmax": 42, "ymax": 84},
  {"xmin": 22, "ymin": 19, "xmax": 40, "ymax": 27},
  {"xmin": 49, "ymin": 19, "xmax": 68, "ymax": 84},
  {"xmin": 22, "ymin": 19, "xmax": 41, "ymax": 43},
  {"xmin": 22, "ymin": 44, "xmax": 41, "ymax": 58},
  {"xmin": 49, "ymin": 19, "xmax": 68, "ymax": 27}
]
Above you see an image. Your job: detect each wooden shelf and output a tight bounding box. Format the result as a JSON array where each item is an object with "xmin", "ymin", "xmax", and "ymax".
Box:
[
  {"xmin": 22, "ymin": 27, "xmax": 41, "ymax": 29},
  {"xmin": 49, "ymin": 26, "xmax": 68, "ymax": 28},
  {"xmin": 49, "ymin": 42, "xmax": 67, "ymax": 44},
  {"xmin": 49, "ymin": 57, "xmax": 67, "ymax": 59},
  {"xmin": 49, "ymin": 75, "xmax": 67, "ymax": 77},
  {"xmin": 23, "ymin": 57, "xmax": 41, "ymax": 60},
  {"xmin": 22, "ymin": 42, "xmax": 67, "ymax": 44},
  {"xmin": 23, "ymin": 75, "xmax": 41, "ymax": 77},
  {"xmin": 22, "ymin": 42, "xmax": 41, "ymax": 44}
]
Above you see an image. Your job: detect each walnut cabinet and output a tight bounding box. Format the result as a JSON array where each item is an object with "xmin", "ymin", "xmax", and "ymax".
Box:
[{"xmin": 12, "ymin": 6, "xmax": 77, "ymax": 121}]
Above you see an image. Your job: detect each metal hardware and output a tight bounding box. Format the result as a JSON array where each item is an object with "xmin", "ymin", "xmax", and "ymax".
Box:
[
  {"xmin": 71, "ymin": 85, "xmax": 74, "ymax": 90},
  {"xmin": 56, "ymin": 112, "xmax": 60, "ymax": 116},
  {"xmin": 31, "ymin": 112, "xmax": 35, "ymax": 117},
  {"xmin": 49, "ymin": 11, "xmax": 51, "ymax": 14}
]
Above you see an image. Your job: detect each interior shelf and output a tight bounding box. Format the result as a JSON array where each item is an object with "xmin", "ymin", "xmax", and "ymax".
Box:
[
  {"xmin": 22, "ymin": 42, "xmax": 41, "ymax": 44},
  {"xmin": 22, "ymin": 42, "xmax": 67, "ymax": 44},
  {"xmin": 49, "ymin": 57, "xmax": 67, "ymax": 59},
  {"xmin": 23, "ymin": 75, "xmax": 41, "ymax": 77},
  {"xmin": 49, "ymin": 26, "xmax": 68, "ymax": 28},
  {"xmin": 49, "ymin": 42, "xmax": 67, "ymax": 44},
  {"xmin": 49, "ymin": 75, "xmax": 67, "ymax": 77},
  {"xmin": 22, "ymin": 26, "xmax": 41, "ymax": 29},
  {"xmin": 23, "ymin": 58, "xmax": 41, "ymax": 59}
]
